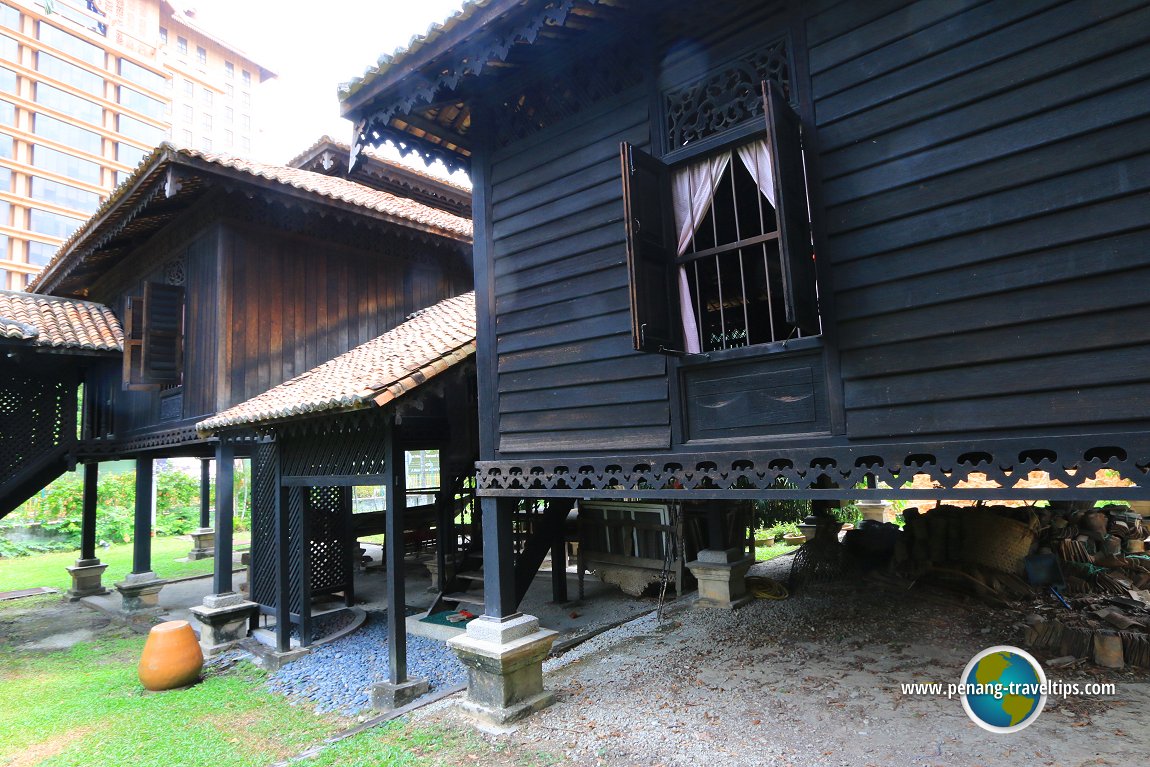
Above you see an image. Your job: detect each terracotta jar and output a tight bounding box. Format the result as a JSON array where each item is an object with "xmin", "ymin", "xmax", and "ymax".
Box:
[{"xmin": 138, "ymin": 620, "xmax": 203, "ymax": 691}]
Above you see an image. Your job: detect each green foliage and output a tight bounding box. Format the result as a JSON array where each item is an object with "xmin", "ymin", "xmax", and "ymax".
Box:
[
  {"xmin": 833, "ymin": 503, "xmax": 862, "ymax": 527},
  {"xmin": 752, "ymin": 496, "xmax": 811, "ymax": 528},
  {"xmin": 760, "ymin": 521, "xmax": 801, "ymax": 542},
  {"xmin": 1, "ymin": 462, "xmax": 247, "ymax": 556}
]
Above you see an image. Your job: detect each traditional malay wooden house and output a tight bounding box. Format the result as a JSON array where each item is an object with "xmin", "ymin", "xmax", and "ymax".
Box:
[
  {"xmin": 2, "ymin": 142, "xmax": 472, "ymax": 646},
  {"xmin": 197, "ymin": 290, "xmax": 478, "ymax": 703},
  {"xmin": 338, "ymin": 0, "xmax": 1150, "ymax": 723}
]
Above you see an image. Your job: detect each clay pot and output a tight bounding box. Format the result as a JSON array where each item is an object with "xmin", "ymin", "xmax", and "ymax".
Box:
[
  {"xmin": 782, "ymin": 533, "xmax": 806, "ymax": 546},
  {"xmin": 138, "ymin": 620, "xmax": 203, "ymax": 691}
]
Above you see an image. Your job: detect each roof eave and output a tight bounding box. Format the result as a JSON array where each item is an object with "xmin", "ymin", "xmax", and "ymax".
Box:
[
  {"xmin": 31, "ymin": 144, "xmax": 177, "ymax": 295},
  {"xmin": 339, "ymin": 0, "xmax": 524, "ymax": 119}
]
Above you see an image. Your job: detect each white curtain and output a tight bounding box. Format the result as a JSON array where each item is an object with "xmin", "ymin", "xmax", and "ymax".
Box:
[
  {"xmin": 735, "ymin": 138, "xmax": 776, "ymax": 209},
  {"xmin": 672, "ymin": 153, "xmax": 730, "ymax": 353},
  {"xmin": 670, "ymin": 141, "xmax": 777, "ymax": 353}
]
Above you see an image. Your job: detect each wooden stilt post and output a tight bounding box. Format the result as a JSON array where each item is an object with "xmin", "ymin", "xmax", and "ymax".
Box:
[
  {"xmin": 80, "ymin": 462, "xmax": 98, "ymax": 564},
  {"xmin": 132, "ymin": 457, "xmax": 153, "ymax": 574},
  {"xmin": 383, "ymin": 417, "xmax": 408, "ymax": 685},
  {"xmin": 213, "ymin": 443, "xmax": 235, "ymax": 595},
  {"xmin": 434, "ymin": 475, "xmax": 451, "ymax": 593},
  {"xmin": 550, "ymin": 501, "xmax": 568, "ymax": 603},
  {"xmin": 199, "ymin": 458, "xmax": 212, "ymax": 529},
  {"xmin": 483, "ymin": 497, "xmax": 517, "ymax": 619},
  {"xmin": 66, "ymin": 462, "xmax": 109, "ymax": 600}
]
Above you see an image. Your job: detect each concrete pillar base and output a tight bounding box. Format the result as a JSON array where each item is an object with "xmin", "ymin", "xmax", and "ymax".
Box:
[
  {"xmin": 65, "ymin": 559, "xmax": 109, "ymax": 601},
  {"xmin": 241, "ymin": 638, "xmax": 311, "ymax": 671},
  {"xmin": 114, "ymin": 571, "xmax": 166, "ymax": 613},
  {"xmin": 189, "ymin": 592, "xmax": 258, "ymax": 657},
  {"xmin": 687, "ymin": 548, "xmax": 754, "ymax": 609},
  {"xmin": 424, "ymin": 555, "xmax": 441, "ymax": 592},
  {"xmin": 856, "ymin": 500, "xmax": 892, "ymax": 524},
  {"xmin": 447, "ymin": 613, "xmax": 558, "ymax": 725},
  {"xmin": 371, "ymin": 676, "xmax": 430, "ymax": 711},
  {"xmin": 187, "ymin": 528, "xmax": 216, "ymax": 560}
]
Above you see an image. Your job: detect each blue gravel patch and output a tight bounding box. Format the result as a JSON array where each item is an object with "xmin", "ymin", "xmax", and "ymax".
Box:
[{"xmin": 266, "ymin": 610, "xmax": 465, "ymax": 715}]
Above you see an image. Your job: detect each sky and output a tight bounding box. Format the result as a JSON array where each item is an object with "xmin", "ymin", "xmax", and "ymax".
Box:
[{"xmin": 185, "ymin": 0, "xmax": 468, "ymax": 174}]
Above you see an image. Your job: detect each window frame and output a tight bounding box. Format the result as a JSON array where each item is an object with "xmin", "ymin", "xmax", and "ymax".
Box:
[
  {"xmin": 621, "ymin": 81, "xmax": 818, "ymax": 357},
  {"xmin": 122, "ymin": 282, "xmax": 185, "ymax": 390}
]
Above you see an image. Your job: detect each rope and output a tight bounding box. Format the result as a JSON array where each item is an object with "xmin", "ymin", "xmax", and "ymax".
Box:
[{"xmin": 746, "ymin": 576, "xmax": 788, "ymax": 600}]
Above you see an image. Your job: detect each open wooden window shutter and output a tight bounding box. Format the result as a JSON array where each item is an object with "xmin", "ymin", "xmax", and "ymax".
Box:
[
  {"xmin": 122, "ymin": 294, "xmax": 151, "ymax": 390},
  {"xmin": 620, "ymin": 141, "xmax": 677, "ymax": 353},
  {"xmin": 765, "ymin": 81, "xmax": 819, "ymax": 336},
  {"xmin": 141, "ymin": 282, "xmax": 184, "ymax": 385}
]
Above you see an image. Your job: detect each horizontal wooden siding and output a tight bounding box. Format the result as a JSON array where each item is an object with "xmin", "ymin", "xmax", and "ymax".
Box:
[
  {"xmin": 808, "ymin": 0, "xmax": 1150, "ymax": 440},
  {"xmin": 490, "ymin": 92, "xmax": 671, "ymax": 455}
]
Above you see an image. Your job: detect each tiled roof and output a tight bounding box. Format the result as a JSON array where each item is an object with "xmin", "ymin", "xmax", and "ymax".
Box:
[
  {"xmin": 198, "ymin": 291, "xmax": 475, "ymax": 432},
  {"xmin": 0, "ymin": 290, "xmax": 123, "ymax": 351},
  {"xmin": 30, "ymin": 143, "xmax": 472, "ymax": 294},
  {"xmin": 172, "ymin": 145, "xmax": 472, "ymax": 240}
]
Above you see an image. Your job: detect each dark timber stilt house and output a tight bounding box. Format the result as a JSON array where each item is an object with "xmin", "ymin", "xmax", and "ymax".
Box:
[
  {"xmin": 339, "ymin": 0, "xmax": 1150, "ymax": 723},
  {"xmin": 1, "ymin": 142, "xmax": 473, "ymax": 654}
]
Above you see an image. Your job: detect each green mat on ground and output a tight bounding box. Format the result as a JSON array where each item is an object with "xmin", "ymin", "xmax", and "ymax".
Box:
[{"xmin": 419, "ymin": 610, "xmax": 477, "ymax": 627}]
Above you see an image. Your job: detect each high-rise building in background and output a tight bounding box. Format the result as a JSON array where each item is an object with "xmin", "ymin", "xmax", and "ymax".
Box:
[{"xmin": 0, "ymin": 0, "xmax": 273, "ymax": 290}]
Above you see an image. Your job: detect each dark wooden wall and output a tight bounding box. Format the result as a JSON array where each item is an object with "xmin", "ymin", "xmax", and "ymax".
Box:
[
  {"xmin": 481, "ymin": 0, "xmax": 1150, "ymax": 459},
  {"xmin": 89, "ymin": 192, "xmax": 471, "ymax": 447},
  {"xmin": 88, "ymin": 211, "xmax": 218, "ymax": 438},
  {"xmin": 490, "ymin": 92, "xmax": 671, "ymax": 455},
  {"xmin": 810, "ymin": 0, "xmax": 1150, "ymax": 441},
  {"xmin": 218, "ymin": 219, "xmax": 468, "ymax": 412}
]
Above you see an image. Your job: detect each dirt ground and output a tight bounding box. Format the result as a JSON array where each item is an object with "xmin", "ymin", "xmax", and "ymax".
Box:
[
  {"xmin": 414, "ymin": 558, "xmax": 1150, "ymax": 767},
  {"xmin": 5, "ymin": 561, "xmax": 1150, "ymax": 767}
]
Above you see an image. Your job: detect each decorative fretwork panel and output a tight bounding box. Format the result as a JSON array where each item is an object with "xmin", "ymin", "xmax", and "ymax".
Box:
[
  {"xmin": 305, "ymin": 486, "xmax": 352, "ymax": 596},
  {"xmin": 249, "ymin": 439, "xmax": 279, "ymax": 609},
  {"xmin": 286, "ymin": 486, "xmax": 305, "ymax": 615},
  {"xmin": 0, "ymin": 367, "xmax": 76, "ymax": 489},
  {"xmin": 663, "ymin": 36, "xmax": 791, "ymax": 151},
  {"xmin": 164, "ymin": 256, "xmax": 185, "ymax": 286},
  {"xmin": 280, "ymin": 421, "xmax": 388, "ymax": 479},
  {"xmin": 478, "ymin": 436, "xmax": 1150, "ymax": 501}
]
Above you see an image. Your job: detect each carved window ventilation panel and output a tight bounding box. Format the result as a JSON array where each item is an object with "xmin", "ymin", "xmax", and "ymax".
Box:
[
  {"xmin": 164, "ymin": 256, "xmax": 185, "ymax": 286},
  {"xmin": 663, "ymin": 36, "xmax": 791, "ymax": 151}
]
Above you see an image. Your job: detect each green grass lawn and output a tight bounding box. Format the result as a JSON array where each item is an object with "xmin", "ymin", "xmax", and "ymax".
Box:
[
  {"xmin": 753, "ymin": 538, "xmax": 798, "ymax": 562},
  {"xmin": 0, "ymin": 535, "xmax": 249, "ymax": 593},
  {"xmin": 0, "ymin": 623, "xmax": 557, "ymax": 767},
  {"xmin": 0, "ymin": 629, "xmax": 345, "ymax": 767}
]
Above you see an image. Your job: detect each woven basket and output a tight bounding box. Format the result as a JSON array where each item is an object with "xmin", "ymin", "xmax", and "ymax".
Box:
[{"xmin": 959, "ymin": 507, "xmax": 1038, "ymax": 575}]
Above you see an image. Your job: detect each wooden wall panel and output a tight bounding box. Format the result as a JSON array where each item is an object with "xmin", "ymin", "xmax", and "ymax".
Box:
[
  {"xmin": 805, "ymin": 0, "xmax": 1150, "ymax": 441},
  {"xmin": 223, "ymin": 221, "xmax": 468, "ymax": 411},
  {"xmin": 489, "ymin": 91, "xmax": 671, "ymax": 455}
]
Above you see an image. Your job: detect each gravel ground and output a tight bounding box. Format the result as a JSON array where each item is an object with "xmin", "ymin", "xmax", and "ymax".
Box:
[
  {"xmin": 265, "ymin": 609, "xmax": 465, "ymax": 716},
  {"xmin": 416, "ymin": 557, "xmax": 1150, "ymax": 766}
]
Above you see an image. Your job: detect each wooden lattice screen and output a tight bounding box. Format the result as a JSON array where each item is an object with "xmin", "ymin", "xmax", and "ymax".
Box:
[
  {"xmin": 0, "ymin": 366, "xmax": 77, "ymax": 516},
  {"xmin": 249, "ymin": 439, "xmax": 278, "ymax": 609},
  {"xmin": 305, "ymin": 487, "xmax": 353, "ymax": 601},
  {"xmin": 250, "ymin": 433, "xmax": 370, "ymax": 617}
]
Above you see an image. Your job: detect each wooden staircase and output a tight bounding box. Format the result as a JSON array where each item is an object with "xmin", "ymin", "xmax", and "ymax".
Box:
[
  {"xmin": 0, "ymin": 443, "xmax": 71, "ymax": 521},
  {"xmin": 435, "ymin": 499, "xmax": 573, "ymax": 615}
]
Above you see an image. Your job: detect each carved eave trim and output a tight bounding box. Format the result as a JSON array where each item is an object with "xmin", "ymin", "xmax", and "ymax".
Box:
[
  {"xmin": 477, "ymin": 434, "xmax": 1150, "ymax": 501},
  {"xmin": 344, "ymin": 0, "xmax": 623, "ymax": 175}
]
